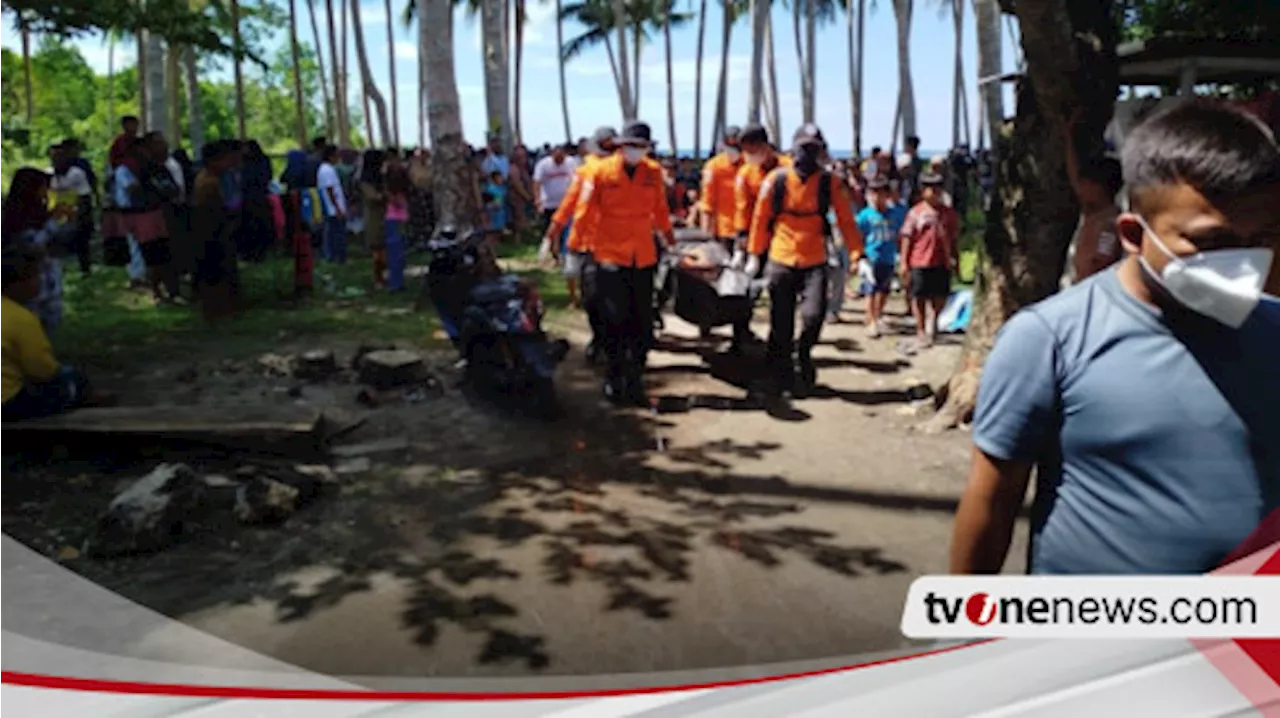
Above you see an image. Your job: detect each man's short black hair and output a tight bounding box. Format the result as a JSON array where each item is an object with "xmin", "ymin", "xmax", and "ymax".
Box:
[
  {"xmin": 323, "ymin": 144, "xmax": 339, "ymax": 161},
  {"xmin": 1079, "ymin": 154, "xmax": 1123, "ymax": 199},
  {"xmin": 905, "ymin": 135, "xmax": 920, "ymax": 149},
  {"xmin": 121, "ymin": 115, "xmax": 139, "ymax": 128},
  {"xmin": 1122, "ymin": 99, "xmax": 1280, "ymax": 208},
  {"xmin": 311, "ymin": 136, "xmax": 327, "ymax": 150},
  {"xmin": 870, "ymin": 145, "xmax": 882, "ymax": 156}
]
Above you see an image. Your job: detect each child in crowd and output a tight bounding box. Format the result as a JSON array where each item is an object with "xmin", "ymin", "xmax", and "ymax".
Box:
[
  {"xmin": 899, "ymin": 172, "xmax": 960, "ymax": 349},
  {"xmin": 1, "ymin": 246, "xmax": 98, "ymax": 421},
  {"xmin": 483, "ymin": 170, "xmax": 508, "ymax": 247},
  {"xmin": 383, "ymin": 163, "xmax": 411, "ymax": 293},
  {"xmin": 857, "ymin": 176, "xmax": 908, "ymax": 338}
]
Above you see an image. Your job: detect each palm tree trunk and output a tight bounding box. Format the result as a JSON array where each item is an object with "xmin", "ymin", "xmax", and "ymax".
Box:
[
  {"xmin": 847, "ymin": 0, "xmax": 857, "ymax": 153},
  {"xmin": 182, "ymin": 45, "xmax": 204, "ymax": 154},
  {"xmin": 20, "ymin": 15, "xmax": 32, "ymax": 125},
  {"xmin": 384, "ymin": 0, "xmax": 400, "ymax": 147},
  {"xmin": 602, "ymin": 36, "xmax": 628, "ymax": 114},
  {"xmin": 137, "ymin": 29, "xmax": 148, "ymax": 131},
  {"xmin": 854, "ymin": 0, "xmax": 865, "ymax": 155},
  {"xmin": 632, "ymin": 23, "xmax": 642, "ymax": 115},
  {"xmin": 419, "ymin": 24, "xmax": 427, "ymax": 148},
  {"xmin": 892, "ymin": 0, "xmax": 916, "ymax": 141},
  {"xmin": 231, "ymin": 0, "xmax": 246, "ymax": 139},
  {"xmin": 289, "ymin": 0, "xmax": 308, "ymax": 146},
  {"xmin": 145, "ymin": 33, "xmax": 168, "ymax": 136},
  {"xmin": 363, "ymin": 78, "xmax": 374, "ymax": 146},
  {"xmin": 419, "ymin": 0, "xmax": 480, "ymax": 247},
  {"xmin": 792, "ymin": 0, "xmax": 811, "ymax": 124},
  {"xmin": 951, "ymin": 0, "xmax": 965, "ymax": 149},
  {"xmin": 747, "ymin": 0, "xmax": 766, "ymax": 123},
  {"xmin": 712, "ymin": 2, "xmax": 732, "ymax": 144},
  {"xmin": 693, "ymin": 0, "xmax": 708, "ymax": 157},
  {"xmin": 556, "ymin": 0, "xmax": 572, "ymax": 142},
  {"xmin": 973, "ymin": 0, "xmax": 1003, "ymax": 153},
  {"xmin": 481, "ymin": 0, "xmax": 512, "ymax": 149},
  {"xmin": 166, "ymin": 43, "xmax": 181, "ymax": 142},
  {"xmin": 612, "ymin": 0, "xmax": 634, "ymax": 120},
  {"xmin": 308, "ymin": 0, "xmax": 334, "ymax": 138},
  {"xmin": 765, "ymin": 13, "xmax": 781, "ymax": 142},
  {"xmin": 804, "ymin": 0, "xmax": 816, "ymax": 123},
  {"xmin": 664, "ymin": 0, "xmax": 677, "ymax": 152},
  {"xmin": 350, "ymin": 0, "xmax": 392, "ymax": 146},
  {"xmin": 333, "ymin": 0, "xmax": 350, "ymax": 147},
  {"xmin": 513, "ymin": 0, "xmax": 526, "ymax": 145}
]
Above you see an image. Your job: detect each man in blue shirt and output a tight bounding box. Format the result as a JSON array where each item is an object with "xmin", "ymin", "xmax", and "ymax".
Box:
[
  {"xmin": 855, "ymin": 176, "xmax": 908, "ymax": 338},
  {"xmin": 951, "ymin": 100, "xmax": 1280, "ymax": 575}
]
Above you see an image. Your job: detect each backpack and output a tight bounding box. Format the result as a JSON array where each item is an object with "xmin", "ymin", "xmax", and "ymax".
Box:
[{"xmin": 769, "ymin": 168, "xmax": 832, "ymax": 238}]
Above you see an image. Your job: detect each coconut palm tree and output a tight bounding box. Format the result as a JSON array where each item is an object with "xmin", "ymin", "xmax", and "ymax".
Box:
[
  {"xmin": 847, "ymin": 0, "xmax": 864, "ymax": 155},
  {"xmin": 325, "ymin": 0, "xmax": 347, "ymax": 146},
  {"xmin": 764, "ymin": 11, "xmax": 780, "ymax": 141},
  {"xmin": 747, "ymin": 0, "xmax": 766, "ymax": 123},
  {"xmin": 350, "ymin": 0, "xmax": 392, "ymax": 145},
  {"xmin": 612, "ymin": 0, "xmax": 635, "ymax": 119},
  {"xmin": 419, "ymin": 0, "xmax": 480, "ymax": 229},
  {"xmin": 693, "ymin": 0, "xmax": 708, "ymax": 156},
  {"xmin": 106, "ymin": 31, "xmax": 116, "ymax": 134},
  {"xmin": 513, "ymin": 0, "xmax": 526, "ymax": 144},
  {"xmin": 556, "ymin": 0, "xmax": 572, "ymax": 141},
  {"xmin": 307, "ymin": 0, "xmax": 334, "ymax": 137},
  {"xmin": 481, "ymin": 0, "xmax": 512, "ymax": 148},
  {"xmin": 137, "ymin": 22, "xmax": 147, "ymax": 130},
  {"xmin": 384, "ymin": 0, "xmax": 400, "ymax": 147},
  {"xmin": 288, "ymin": 0, "xmax": 308, "ymax": 146},
  {"xmin": 948, "ymin": 0, "xmax": 969, "ymax": 148},
  {"xmin": 973, "ymin": 0, "xmax": 1002, "ymax": 151},
  {"xmin": 182, "ymin": 45, "xmax": 205, "ymax": 152},
  {"xmin": 791, "ymin": 0, "xmax": 837, "ymax": 124},
  {"xmin": 892, "ymin": 0, "xmax": 916, "ymax": 142},
  {"xmin": 663, "ymin": 0, "xmax": 676, "ymax": 151},
  {"xmin": 166, "ymin": 42, "xmax": 181, "ymax": 142},
  {"xmin": 710, "ymin": 0, "xmax": 745, "ymax": 143}
]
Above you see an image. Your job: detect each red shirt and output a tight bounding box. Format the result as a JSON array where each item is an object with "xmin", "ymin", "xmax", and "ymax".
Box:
[
  {"xmin": 108, "ymin": 133, "xmax": 135, "ymax": 169},
  {"xmin": 901, "ymin": 201, "xmax": 960, "ymax": 269}
]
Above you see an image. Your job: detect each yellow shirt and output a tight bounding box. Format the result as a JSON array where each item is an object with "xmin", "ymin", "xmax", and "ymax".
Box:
[{"xmin": 2, "ymin": 296, "xmax": 60, "ymax": 402}]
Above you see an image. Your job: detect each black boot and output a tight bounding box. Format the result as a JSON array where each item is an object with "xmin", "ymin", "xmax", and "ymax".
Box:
[{"xmin": 794, "ymin": 354, "xmax": 817, "ymax": 398}]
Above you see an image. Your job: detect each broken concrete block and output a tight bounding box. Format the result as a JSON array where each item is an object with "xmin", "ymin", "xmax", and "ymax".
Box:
[
  {"xmin": 334, "ymin": 456, "xmax": 372, "ymax": 475},
  {"xmin": 293, "ymin": 464, "xmax": 339, "ymax": 485},
  {"xmin": 295, "ymin": 350, "xmax": 338, "ymax": 381},
  {"xmin": 357, "ymin": 349, "xmax": 426, "ymax": 389},
  {"xmin": 89, "ymin": 463, "xmax": 205, "ymax": 556},
  {"xmin": 330, "ymin": 436, "xmax": 410, "ymax": 458},
  {"xmin": 234, "ymin": 476, "xmax": 300, "ymax": 524},
  {"xmin": 257, "ymin": 353, "xmax": 297, "ymax": 378}
]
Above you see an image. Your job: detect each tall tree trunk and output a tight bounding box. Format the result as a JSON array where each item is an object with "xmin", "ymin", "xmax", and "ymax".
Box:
[
  {"xmin": 951, "ymin": 0, "xmax": 965, "ymax": 149},
  {"xmin": 804, "ymin": 0, "xmax": 816, "ymax": 123},
  {"xmin": 892, "ymin": 0, "xmax": 916, "ymax": 142},
  {"xmin": 363, "ymin": 77, "xmax": 374, "ymax": 146},
  {"xmin": 419, "ymin": 23, "xmax": 427, "ymax": 148},
  {"xmin": 847, "ymin": 0, "xmax": 857, "ymax": 153},
  {"xmin": 632, "ymin": 23, "xmax": 642, "ymax": 115},
  {"xmin": 481, "ymin": 0, "xmax": 512, "ymax": 150},
  {"xmin": 418, "ymin": 0, "xmax": 481, "ymax": 308},
  {"xmin": 107, "ymin": 33, "xmax": 117, "ymax": 136},
  {"xmin": 973, "ymin": 0, "xmax": 1004, "ymax": 153},
  {"xmin": 765, "ymin": 12, "xmax": 781, "ymax": 142},
  {"xmin": 855, "ymin": 0, "xmax": 865, "ymax": 155},
  {"xmin": 20, "ymin": 14, "xmax": 32, "ymax": 125},
  {"xmin": 926, "ymin": 0, "xmax": 1118, "ymax": 432},
  {"xmin": 693, "ymin": 0, "xmax": 708, "ymax": 157},
  {"xmin": 385, "ymin": 0, "xmax": 400, "ymax": 147},
  {"xmin": 137, "ymin": 29, "xmax": 148, "ymax": 131},
  {"xmin": 712, "ymin": 1, "xmax": 733, "ymax": 144},
  {"xmin": 166, "ymin": 43, "xmax": 181, "ymax": 142},
  {"xmin": 145, "ymin": 33, "xmax": 168, "ymax": 136},
  {"xmin": 350, "ymin": 0, "xmax": 392, "ymax": 146},
  {"xmin": 231, "ymin": 0, "xmax": 246, "ymax": 139},
  {"xmin": 747, "ymin": 0, "xmax": 767, "ymax": 123},
  {"xmin": 289, "ymin": 0, "xmax": 308, "ymax": 147},
  {"xmin": 308, "ymin": 0, "xmax": 334, "ymax": 138},
  {"xmin": 182, "ymin": 45, "xmax": 204, "ymax": 155},
  {"xmin": 340, "ymin": 0, "xmax": 351, "ymax": 146},
  {"xmin": 664, "ymin": 0, "xmax": 677, "ymax": 152},
  {"xmin": 792, "ymin": 0, "xmax": 808, "ymax": 124},
  {"xmin": 556, "ymin": 0, "xmax": 572, "ymax": 142},
  {"xmin": 513, "ymin": 0, "xmax": 525, "ymax": 145},
  {"xmin": 612, "ymin": 0, "xmax": 634, "ymax": 120}
]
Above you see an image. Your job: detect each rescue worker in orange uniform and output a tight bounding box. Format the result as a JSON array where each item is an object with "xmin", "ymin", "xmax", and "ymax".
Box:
[
  {"xmin": 544, "ymin": 126, "xmax": 617, "ymax": 364},
  {"xmin": 700, "ymin": 126, "xmax": 744, "ymax": 248},
  {"xmin": 747, "ymin": 125, "xmax": 864, "ymax": 397},
  {"xmin": 574, "ymin": 121, "xmax": 676, "ymax": 406}
]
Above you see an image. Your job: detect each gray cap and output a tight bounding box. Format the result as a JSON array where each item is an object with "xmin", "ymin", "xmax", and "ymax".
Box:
[
  {"xmin": 792, "ymin": 123, "xmax": 826, "ymax": 148},
  {"xmin": 592, "ymin": 126, "xmax": 618, "ymax": 144}
]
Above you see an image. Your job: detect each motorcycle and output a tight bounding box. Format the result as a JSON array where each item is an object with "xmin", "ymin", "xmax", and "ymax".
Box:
[{"xmin": 424, "ymin": 226, "xmax": 568, "ymax": 417}]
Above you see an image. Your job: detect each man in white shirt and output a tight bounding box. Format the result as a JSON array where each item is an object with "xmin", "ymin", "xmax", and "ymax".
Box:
[
  {"xmin": 316, "ymin": 144, "xmax": 348, "ymax": 263},
  {"xmin": 532, "ymin": 143, "xmax": 578, "ymax": 223},
  {"xmin": 49, "ymin": 142, "xmax": 95, "ymax": 275}
]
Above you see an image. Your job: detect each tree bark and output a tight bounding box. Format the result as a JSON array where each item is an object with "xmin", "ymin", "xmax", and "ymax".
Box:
[
  {"xmin": 166, "ymin": 42, "xmax": 181, "ymax": 143},
  {"xmin": 747, "ymin": 0, "xmax": 767, "ymax": 123},
  {"xmin": 145, "ymin": 33, "xmax": 168, "ymax": 137},
  {"xmin": 418, "ymin": 0, "xmax": 482, "ymax": 309},
  {"xmin": 951, "ymin": 0, "xmax": 965, "ymax": 149},
  {"xmin": 182, "ymin": 45, "xmax": 204, "ymax": 155},
  {"xmin": 556, "ymin": 0, "xmax": 572, "ymax": 142},
  {"xmin": 481, "ymin": 0, "xmax": 512, "ymax": 150},
  {"xmin": 290, "ymin": 0, "xmax": 309, "ymax": 147},
  {"xmin": 20, "ymin": 15, "xmax": 32, "ymax": 124},
  {"xmin": 419, "ymin": 22, "xmax": 427, "ymax": 148},
  {"xmin": 854, "ymin": 0, "xmax": 865, "ymax": 155},
  {"xmin": 107, "ymin": 33, "xmax": 117, "ymax": 136},
  {"xmin": 973, "ymin": 0, "xmax": 1003, "ymax": 152},
  {"xmin": 765, "ymin": 12, "xmax": 781, "ymax": 143},
  {"xmin": 514, "ymin": 0, "xmax": 525, "ymax": 145},
  {"xmin": 792, "ymin": 0, "xmax": 808, "ymax": 124},
  {"xmin": 664, "ymin": 0, "xmax": 677, "ymax": 151},
  {"xmin": 847, "ymin": 0, "xmax": 857, "ymax": 154},
  {"xmin": 892, "ymin": 0, "xmax": 916, "ymax": 142},
  {"xmin": 693, "ymin": 0, "xmax": 708, "ymax": 157},
  {"xmin": 350, "ymin": 0, "xmax": 392, "ymax": 146},
  {"xmin": 712, "ymin": 1, "xmax": 733, "ymax": 144},
  {"xmin": 612, "ymin": 0, "xmax": 635, "ymax": 120},
  {"xmin": 137, "ymin": 29, "xmax": 148, "ymax": 132},
  {"xmin": 925, "ymin": 0, "xmax": 1118, "ymax": 432},
  {"xmin": 325, "ymin": 0, "xmax": 344, "ymax": 144},
  {"xmin": 804, "ymin": 0, "xmax": 816, "ymax": 123},
  {"xmin": 308, "ymin": 0, "xmax": 334, "ymax": 138},
  {"xmin": 230, "ymin": 0, "xmax": 245, "ymax": 139},
  {"xmin": 385, "ymin": 0, "xmax": 400, "ymax": 147}
]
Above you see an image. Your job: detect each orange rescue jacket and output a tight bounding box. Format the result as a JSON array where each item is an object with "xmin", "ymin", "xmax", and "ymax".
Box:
[
  {"xmin": 748, "ymin": 168, "xmax": 863, "ymax": 269},
  {"xmin": 574, "ymin": 154, "xmax": 673, "ymax": 268},
  {"xmin": 553, "ymin": 154, "xmax": 602, "ymax": 253},
  {"xmin": 699, "ymin": 152, "xmax": 743, "ymax": 238},
  {"xmin": 734, "ymin": 154, "xmax": 793, "ymax": 236}
]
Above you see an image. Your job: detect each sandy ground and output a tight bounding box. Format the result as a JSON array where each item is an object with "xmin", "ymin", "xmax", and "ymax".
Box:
[{"xmin": 2, "ymin": 290, "xmax": 1027, "ymax": 680}]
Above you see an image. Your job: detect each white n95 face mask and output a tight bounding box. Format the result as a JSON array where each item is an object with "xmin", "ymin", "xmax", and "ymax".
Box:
[
  {"xmin": 1136, "ymin": 216, "xmax": 1275, "ymax": 328},
  {"xmin": 724, "ymin": 147, "xmax": 742, "ymax": 162},
  {"xmin": 622, "ymin": 147, "xmax": 646, "ymax": 164}
]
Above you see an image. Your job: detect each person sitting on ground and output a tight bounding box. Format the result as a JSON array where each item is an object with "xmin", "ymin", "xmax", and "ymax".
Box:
[{"xmin": 1, "ymin": 246, "xmax": 102, "ymax": 421}]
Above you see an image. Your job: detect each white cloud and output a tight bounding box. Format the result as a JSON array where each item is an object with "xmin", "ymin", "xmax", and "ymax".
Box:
[{"xmin": 395, "ymin": 40, "xmax": 417, "ymax": 59}]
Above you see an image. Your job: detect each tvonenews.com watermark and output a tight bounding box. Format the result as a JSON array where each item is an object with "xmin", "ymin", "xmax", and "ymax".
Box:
[{"xmin": 900, "ymin": 577, "xmax": 1280, "ymax": 639}]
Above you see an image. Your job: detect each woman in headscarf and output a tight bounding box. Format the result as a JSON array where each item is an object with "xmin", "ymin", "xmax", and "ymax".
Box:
[
  {"xmin": 239, "ymin": 140, "xmax": 275, "ymax": 261},
  {"xmin": 358, "ymin": 149, "xmax": 388, "ymax": 287},
  {"xmin": 406, "ymin": 148, "xmax": 435, "ymax": 247},
  {"xmin": 3, "ymin": 167, "xmax": 78, "ymax": 334}
]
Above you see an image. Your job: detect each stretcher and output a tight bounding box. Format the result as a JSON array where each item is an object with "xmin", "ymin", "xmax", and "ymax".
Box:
[{"xmin": 655, "ymin": 232, "xmax": 759, "ymax": 335}]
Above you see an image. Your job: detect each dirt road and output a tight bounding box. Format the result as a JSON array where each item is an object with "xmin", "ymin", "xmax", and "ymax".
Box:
[{"xmin": 3, "ymin": 295, "xmax": 1026, "ymax": 682}]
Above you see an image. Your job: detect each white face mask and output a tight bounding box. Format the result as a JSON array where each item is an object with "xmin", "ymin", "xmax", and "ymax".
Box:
[
  {"xmin": 622, "ymin": 147, "xmax": 646, "ymax": 165},
  {"xmin": 744, "ymin": 151, "xmax": 766, "ymax": 166},
  {"xmin": 1136, "ymin": 216, "xmax": 1275, "ymax": 328},
  {"xmin": 724, "ymin": 147, "xmax": 742, "ymax": 162}
]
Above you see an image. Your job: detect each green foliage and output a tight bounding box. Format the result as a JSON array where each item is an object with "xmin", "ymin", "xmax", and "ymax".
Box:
[
  {"xmin": 1118, "ymin": 0, "xmax": 1280, "ymax": 42},
  {"xmin": 5, "ymin": 0, "xmax": 241, "ymax": 57}
]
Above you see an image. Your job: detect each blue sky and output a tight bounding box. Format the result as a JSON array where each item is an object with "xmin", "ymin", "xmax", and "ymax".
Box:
[{"xmin": 1, "ymin": 1, "xmax": 1021, "ymax": 151}]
